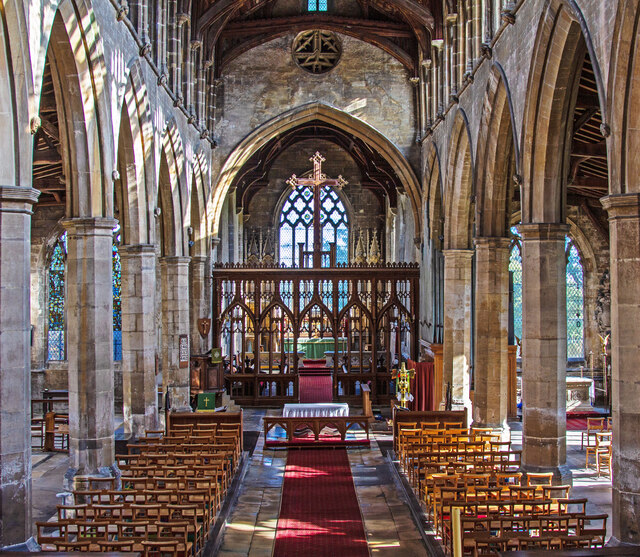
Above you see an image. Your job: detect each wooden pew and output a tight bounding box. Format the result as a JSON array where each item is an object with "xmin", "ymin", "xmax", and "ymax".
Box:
[
  {"xmin": 392, "ymin": 408, "xmax": 467, "ymax": 451},
  {"xmin": 166, "ymin": 410, "xmax": 243, "ymax": 451}
]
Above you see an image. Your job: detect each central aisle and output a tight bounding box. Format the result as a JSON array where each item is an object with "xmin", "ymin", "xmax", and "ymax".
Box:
[
  {"xmin": 216, "ymin": 409, "xmax": 429, "ymax": 557},
  {"xmin": 273, "ymin": 449, "xmax": 368, "ymax": 556}
]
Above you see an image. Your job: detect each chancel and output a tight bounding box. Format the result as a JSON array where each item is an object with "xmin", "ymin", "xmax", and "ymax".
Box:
[{"xmin": 2, "ymin": 0, "xmax": 638, "ymax": 555}]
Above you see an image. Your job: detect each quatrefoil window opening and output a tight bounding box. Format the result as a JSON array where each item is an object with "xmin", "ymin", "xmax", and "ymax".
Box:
[{"xmin": 292, "ymin": 30, "xmax": 342, "ymax": 75}]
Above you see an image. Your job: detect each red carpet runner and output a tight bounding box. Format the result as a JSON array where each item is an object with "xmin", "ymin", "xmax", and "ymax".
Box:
[
  {"xmin": 273, "ymin": 449, "xmax": 369, "ymax": 557},
  {"xmin": 299, "ymin": 375, "xmax": 333, "ymax": 403}
]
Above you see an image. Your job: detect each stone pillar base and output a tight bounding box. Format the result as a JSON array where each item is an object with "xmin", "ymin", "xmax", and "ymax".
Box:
[
  {"xmin": 471, "ymin": 420, "xmax": 511, "ymax": 438},
  {"xmin": 522, "ymin": 463, "xmax": 573, "ymax": 486},
  {"xmin": 606, "ymin": 537, "xmax": 640, "ymax": 548},
  {"xmin": 64, "ymin": 463, "xmax": 121, "ymax": 492},
  {"xmin": 167, "ymin": 385, "xmax": 191, "ymax": 412}
]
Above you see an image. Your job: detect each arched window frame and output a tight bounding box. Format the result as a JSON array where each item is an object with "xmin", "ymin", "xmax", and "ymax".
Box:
[
  {"xmin": 565, "ymin": 235, "xmax": 585, "ymax": 360},
  {"xmin": 509, "ymin": 226, "xmax": 523, "ymax": 356},
  {"xmin": 46, "ymin": 229, "xmax": 123, "ymax": 363},
  {"xmin": 112, "ymin": 227, "xmax": 122, "ymax": 361},
  {"xmin": 276, "ymin": 184, "xmax": 352, "ymax": 267},
  {"xmin": 508, "ymin": 226, "xmax": 585, "ymax": 360},
  {"xmin": 47, "ymin": 233, "xmax": 67, "ymax": 361}
]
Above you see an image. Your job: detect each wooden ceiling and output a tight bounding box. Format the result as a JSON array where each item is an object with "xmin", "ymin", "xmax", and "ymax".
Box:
[
  {"xmin": 191, "ymin": 0, "xmax": 442, "ymax": 76},
  {"xmin": 567, "ymin": 53, "xmax": 609, "ymax": 237},
  {"xmin": 232, "ymin": 120, "xmax": 402, "ymax": 212},
  {"xmin": 568, "ymin": 55, "xmax": 607, "ymax": 200},
  {"xmin": 33, "ymin": 59, "xmax": 65, "ymax": 207}
]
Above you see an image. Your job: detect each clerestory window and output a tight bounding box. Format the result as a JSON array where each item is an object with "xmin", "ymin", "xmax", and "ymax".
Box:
[{"xmin": 307, "ymin": 0, "xmax": 328, "ymax": 12}]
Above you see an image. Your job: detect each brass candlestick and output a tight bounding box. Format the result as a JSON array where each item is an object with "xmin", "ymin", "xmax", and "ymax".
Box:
[{"xmin": 392, "ymin": 362, "xmax": 416, "ymax": 408}]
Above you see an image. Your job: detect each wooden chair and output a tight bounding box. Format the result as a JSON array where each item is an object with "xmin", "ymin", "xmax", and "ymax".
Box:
[
  {"xmin": 53, "ymin": 540, "xmax": 93, "ymax": 552},
  {"xmin": 141, "ymin": 538, "xmax": 181, "ymax": 557},
  {"xmin": 586, "ymin": 431, "xmax": 611, "ymax": 470},
  {"xmin": 595, "ymin": 433, "xmax": 612, "ymax": 477},
  {"xmin": 97, "ymin": 540, "xmax": 137, "ymax": 552},
  {"xmin": 581, "ymin": 417, "xmax": 605, "ymax": 450},
  {"xmin": 526, "ymin": 472, "xmax": 553, "ymax": 487}
]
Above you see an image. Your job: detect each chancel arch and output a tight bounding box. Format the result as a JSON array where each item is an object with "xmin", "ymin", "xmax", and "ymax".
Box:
[{"xmin": 210, "ymin": 103, "xmax": 422, "ymax": 239}]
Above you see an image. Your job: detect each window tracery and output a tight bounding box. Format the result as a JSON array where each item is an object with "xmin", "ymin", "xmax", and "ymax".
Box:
[
  {"xmin": 46, "ymin": 229, "xmax": 123, "ymax": 362},
  {"xmin": 509, "ymin": 226, "xmax": 585, "ymax": 359},
  {"xmin": 279, "ymin": 185, "xmax": 349, "ymax": 267}
]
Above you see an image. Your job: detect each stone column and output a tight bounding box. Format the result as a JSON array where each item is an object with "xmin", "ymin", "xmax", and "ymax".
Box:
[
  {"xmin": 190, "ymin": 255, "xmax": 211, "ymax": 354},
  {"xmin": 119, "ymin": 244, "xmax": 159, "ymax": 438},
  {"xmin": 443, "ymin": 249, "xmax": 474, "ymax": 415},
  {"xmin": 520, "ymin": 223, "xmax": 571, "ymax": 482},
  {"xmin": 473, "ymin": 237, "xmax": 510, "ymax": 430},
  {"xmin": 601, "ymin": 193, "xmax": 640, "ymax": 544},
  {"xmin": 0, "ymin": 186, "xmax": 39, "ymax": 544},
  {"xmin": 160, "ymin": 256, "xmax": 191, "ymax": 411},
  {"xmin": 62, "ymin": 217, "xmax": 118, "ymax": 486}
]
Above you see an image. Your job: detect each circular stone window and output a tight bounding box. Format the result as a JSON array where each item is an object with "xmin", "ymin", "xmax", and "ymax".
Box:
[{"xmin": 292, "ymin": 30, "xmax": 342, "ymax": 74}]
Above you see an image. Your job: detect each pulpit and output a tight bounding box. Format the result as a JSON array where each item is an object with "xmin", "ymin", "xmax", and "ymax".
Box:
[{"xmin": 190, "ymin": 354, "xmax": 224, "ymax": 392}]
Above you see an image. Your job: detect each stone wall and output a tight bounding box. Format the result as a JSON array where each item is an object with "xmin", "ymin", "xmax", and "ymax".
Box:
[{"xmin": 215, "ymin": 32, "xmax": 418, "ymax": 181}]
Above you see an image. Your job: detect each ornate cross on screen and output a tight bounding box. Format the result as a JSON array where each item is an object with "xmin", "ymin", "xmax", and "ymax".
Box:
[{"xmin": 286, "ymin": 152, "xmax": 348, "ymax": 268}]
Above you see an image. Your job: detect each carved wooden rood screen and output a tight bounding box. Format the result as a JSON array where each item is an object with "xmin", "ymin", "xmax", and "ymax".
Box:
[{"xmin": 212, "ymin": 263, "xmax": 420, "ymax": 405}]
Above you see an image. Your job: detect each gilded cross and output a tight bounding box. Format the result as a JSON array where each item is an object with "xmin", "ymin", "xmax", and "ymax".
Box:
[
  {"xmin": 286, "ymin": 152, "xmax": 348, "ymax": 267},
  {"xmin": 203, "ymin": 395, "xmax": 210, "ymax": 408}
]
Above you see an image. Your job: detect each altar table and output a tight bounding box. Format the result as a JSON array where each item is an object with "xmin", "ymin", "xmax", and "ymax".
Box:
[
  {"xmin": 283, "ymin": 337, "xmax": 347, "ymax": 359},
  {"xmin": 282, "ymin": 403, "xmax": 349, "ymax": 418}
]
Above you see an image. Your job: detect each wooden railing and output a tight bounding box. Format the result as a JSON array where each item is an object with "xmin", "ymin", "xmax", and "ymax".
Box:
[{"xmin": 263, "ymin": 415, "xmax": 370, "ymax": 446}]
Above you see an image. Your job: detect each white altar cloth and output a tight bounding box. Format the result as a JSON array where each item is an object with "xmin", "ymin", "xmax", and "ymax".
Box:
[{"xmin": 282, "ymin": 403, "xmax": 349, "ymax": 418}]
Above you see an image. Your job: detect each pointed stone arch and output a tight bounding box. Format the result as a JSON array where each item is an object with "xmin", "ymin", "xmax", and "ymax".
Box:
[
  {"xmin": 51, "ymin": 0, "xmax": 115, "ymax": 217},
  {"xmin": 521, "ymin": 0, "xmax": 604, "ymax": 223},
  {"xmin": 210, "ymin": 102, "xmax": 422, "ymax": 237},
  {"xmin": 158, "ymin": 121, "xmax": 188, "ymax": 256},
  {"xmin": 608, "ymin": 0, "xmax": 640, "ymax": 194},
  {"xmin": 475, "ymin": 63, "xmax": 519, "ymax": 238},
  {"xmin": 115, "ymin": 61, "xmax": 156, "ymax": 246},
  {"xmin": 191, "ymin": 150, "xmax": 210, "ymax": 257},
  {"xmin": 444, "ymin": 110, "xmax": 474, "ymax": 250},
  {"xmin": 0, "ymin": 1, "xmax": 33, "ymax": 189},
  {"xmin": 424, "ymin": 142, "xmax": 444, "ymax": 248}
]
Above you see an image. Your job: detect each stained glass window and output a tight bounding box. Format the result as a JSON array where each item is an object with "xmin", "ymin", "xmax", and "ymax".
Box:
[
  {"xmin": 509, "ymin": 226, "xmax": 585, "ymax": 360},
  {"xmin": 279, "ymin": 186, "xmax": 349, "ymax": 266},
  {"xmin": 112, "ymin": 228, "xmax": 122, "ymax": 361},
  {"xmin": 509, "ymin": 226, "xmax": 523, "ymax": 356},
  {"xmin": 47, "ymin": 233, "xmax": 67, "ymax": 361},
  {"xmin": 46, "ymin": 228, "xmax": 123, "ymax": 362},
  {"xmin": 566, "ymin": 237, "xmax": 584, "ymax": 359},
  {"xmin": 308, "ymin": 0, "xmax": 328, "ymax": 11}
]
